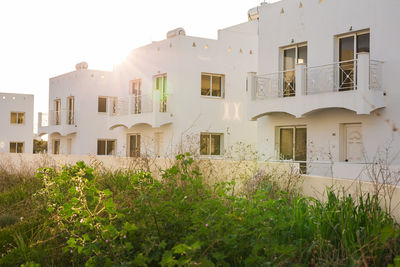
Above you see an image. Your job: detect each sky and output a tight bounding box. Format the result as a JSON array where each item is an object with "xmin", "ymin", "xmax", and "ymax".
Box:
[{"xmin": 0, "ymin": 0, "xmax": 277, "ymax": 125}]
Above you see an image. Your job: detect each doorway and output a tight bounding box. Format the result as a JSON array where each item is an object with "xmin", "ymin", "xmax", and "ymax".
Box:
[{"xmin": 129, "ymin": 134, "xmax": 141, "ymax": 157}]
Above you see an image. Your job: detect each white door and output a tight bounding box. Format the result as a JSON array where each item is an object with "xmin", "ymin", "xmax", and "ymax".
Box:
[{"xmin": 345, "ymin": 124, "xmax": 363, "ymax": 162}]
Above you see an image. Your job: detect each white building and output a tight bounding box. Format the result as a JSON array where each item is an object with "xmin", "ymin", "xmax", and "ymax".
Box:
[
  {"xmin": 0, "ymin": 92, "xmax": 34, "ymax": 154},
  {"xmin": 247, "ymin": 0, "xmax": 400, "ymax": 179},
  {"xmin": 39, "ymin": 23, "xmax": 258, "ymax": 158}
]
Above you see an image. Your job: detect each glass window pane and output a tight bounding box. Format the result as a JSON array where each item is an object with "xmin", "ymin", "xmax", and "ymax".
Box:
[
  {"xmin": 211, "ymin": 135, "xmax": 221, "ymax": 155},
  {"xmin": 97, "ymin": 140, "xmax": 106, "ymax": 155},
  {"xmin": 212, "ymin": 76, "xmax": 222, "ymax": 97},
  {"xmin": 107, "ymin": 140, "xmax": 115, "ymax": 155},
  {"xmin": 9, "ymin": 143, "xmax": 16, "ymax": 153},
  {"xmin": 200, "ymin": 134, "xmax": 210, "ymax": 155},
  {"xmin": 129, "ymin": 135, "xmax": 140, "ymax": 157},
  {"xmin": 280, "ymin": 128, "xmax": 294, "ymax": 160},
  {"xmin": 162, "ymin": 76, "xmax": 167, "ymax": 91},
  {"xmin": 10, "ymin": 112, "xmax": 17, "ymax": 124},
  {"xmin": 98, "ymin": 97, "xmax": 107, "ymax": 112},
  {"xmin": 155, "ymin": 77, "xmax": 161, "ymax": 90},
  {"xmin": 283, "ymin": 48, "xmax": 296, "ymax": 97},
  {"xmin": 298, "ymin": 46, "xmax": 307, "ymax": 65},
  {"xmin": 54, "ymin": 140, "xmax": 60, "ymax": 155},
  {"xmin": 357, "ymin": 33, "xmax": 370, "ymax": 53},
  {"xmin": 284, "ymin": 48, "xmax": 296, "ymax": 70},
  {"xmin": 54, "ymin": 99, "xmax": 61, "ymax": 112},
  {"xmin": 339, "ymin": 36, "xmax": 354, "ymax": 61},
  {"xmin": 201, "ymin": 74, "xmax": 211, "ymax": 96},
  {"xmin": 17, "ymin": 113, "xmax": 24, "ymax": 124},
  {"xmin": 136, "ymin": 135, "xmax": 141, "ymax": 157},
  {"xmin": 339, "ymin": 36, "xmax": 355, "ymax": 91},
  {"xmin": 17, "ymin": 143, "xmax": 24, "ymax": 153},
  {"xmin": 295, "ymin": 128, "xmax": 307, "ymax": 161}
]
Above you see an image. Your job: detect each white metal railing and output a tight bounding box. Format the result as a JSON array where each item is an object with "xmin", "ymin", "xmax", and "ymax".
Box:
[
  {"xmin": 112, "ymin": 95, "xmax": 155, "ymax": 116},
  {"xmin": 47, "ymin": 109, "xmax": 75, "ymax": 126},
  {"xmin": 255, "ymin": 69, "xmax": 295, "ymax": 99},
  {"xmin": 306, "ymin": 59, "xmax": 357, "ymax": 94},
  {"xmin": 369, "ymin": 60, "xmax": 384, "ymax": 91},
  {"xmin": 39, "ymin": 113, "xmax": 49, "ymax": 127}
]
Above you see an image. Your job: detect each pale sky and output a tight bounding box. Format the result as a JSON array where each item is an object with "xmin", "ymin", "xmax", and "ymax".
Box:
[{"xmin": 0, "ymin": 0, "xmax": 277, "ymax": 124}]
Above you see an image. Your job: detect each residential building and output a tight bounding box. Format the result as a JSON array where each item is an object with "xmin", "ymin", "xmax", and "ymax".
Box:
[
  {"xmin": 39, "ymin": 22, "xmax": 258, "ymax": 157},
  {"xmin": 247, "ymin": 0, "xmax": 400, "ymax": 179},
  {"xmin": 38, "ymin": 63, "xmax": 125, "ymax": 155},
  {"xmin": 0, "ymin": 92, "xmax": 34, "ymax": 154}
]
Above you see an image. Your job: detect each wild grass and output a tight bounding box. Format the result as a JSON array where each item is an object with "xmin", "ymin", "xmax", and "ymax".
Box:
[{"xmin": 0, "ymin": 153, "xmax": 398, "ymax": 266}]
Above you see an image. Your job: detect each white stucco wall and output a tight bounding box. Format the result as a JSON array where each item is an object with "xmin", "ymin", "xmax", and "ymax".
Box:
[
  {"xmin": 253, "ymin": 0, "xmax": 400, "ymax": 178},
  {"xmin": 0, "ymin": 92, "xmax": 34, "ymax": 153},
  {"xmin": 40, "ymin": 21, "xmax": 259, "ymax": 158}
]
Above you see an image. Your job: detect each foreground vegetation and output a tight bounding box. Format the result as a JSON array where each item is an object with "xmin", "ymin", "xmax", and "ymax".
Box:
[{"xmin": 0, "ymin": 154, "xmax": 400, "ymax": 266}]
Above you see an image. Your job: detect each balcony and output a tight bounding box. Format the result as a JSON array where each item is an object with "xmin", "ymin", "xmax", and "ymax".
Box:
[
  {"xmin": 38, "ymin": 109, "xmax": 77, "ymax": 136},
  {"xmin": 247, "ymin": 53, "xmax": 385, "ymax": 119},
  {"xmin": 108, "ymin": 92, "xmax": 173, "ymax": 129}
]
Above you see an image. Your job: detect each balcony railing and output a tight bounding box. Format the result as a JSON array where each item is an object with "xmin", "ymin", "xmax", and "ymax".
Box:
[
  {"xmin": 255, "ymin": 69, "xmax": 295, "ymax": 99},
  {"xmin": 111, "ymin": 95, "xmax": 154, "ymax": 116},
  {"xmin": 369, "ymin": 60, "xmax": 384, "ymax": 91},
  {"xmin": 306, "ymin": 59, "xmax": 357, "ymax": 94},
  {"xmin": 46, "ymin": 109, "xmax": 75, "ymax": 126},
  {"xmin": 108, "ymin": 93, "xmax": 172, "ymax": 129},
  {"xmin": 247, "ymin": 52, "xmax": 385, "ymax": 119}
]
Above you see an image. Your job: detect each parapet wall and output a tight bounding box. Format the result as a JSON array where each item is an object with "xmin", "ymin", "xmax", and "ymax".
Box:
[{"xmin": 1, "ymin": 152, "xmax": 400, "ymax": 220}]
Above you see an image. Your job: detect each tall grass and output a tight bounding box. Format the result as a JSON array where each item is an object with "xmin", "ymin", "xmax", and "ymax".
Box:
[{"xmin": 0, "ymin": 154, "xmax": 398, "ymax": 266}]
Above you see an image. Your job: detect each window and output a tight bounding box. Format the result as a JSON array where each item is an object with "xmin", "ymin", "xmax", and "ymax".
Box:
[
  {"xmin": 130, "ymin": 79, "xmax": 141, "ymax": 95},
  {"xmin": 67, "ymin": 96, "xmax": 74, "ymax": 125},
  {"xmin": 98, "ymin": 97, "xmax": 107, "ymax": 113},
  {"xmin": 53, "ymin": 139, "xmax": 60, "ymax": 154},
  {"xmin": 130, "ymin": 79, "xmax": 142, "ymax": 114},
  {"xmin": 278, "ymin": 126, "xmax": 307, "ymax": 161},
  {"xmin": 10, "ymin": 142, "xmax": 24, "ymax": 153},
  {"xmin": 201, "ymin": 73, "xmax": 224, "ymax": 97},
  {"xmin": 281, "ymin": 44, "xmax": 307, "ymax": 97},
  {"xmin": 97, "ymin": 139, "xmax": 116, "ymax": 156},
  {"xmin": 154, "ymin": 74, "xmax": 167, "ymax": 112},
  {"xmin": 10, "ymin": 112, "xmax": 25, "ymax": 124},
  {"xmin": 278, "ymin": 126, "xmax": 307, "ymax": 172},
  {"xmin": 200, "ymin": 133, "xmax": 222, "ymax": 156},
  {"xmin": 54, "ymin": 99, "xmax": 61, "ymax": 125},
  {"xmin": 338, "ymin": 31, "xmax": 369, "ymax": 91}
]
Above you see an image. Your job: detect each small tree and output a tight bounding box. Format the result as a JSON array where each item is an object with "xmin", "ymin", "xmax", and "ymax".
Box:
[{"xmin": 33, "ymin": 139, "xmax": 47, "ymax": 154}]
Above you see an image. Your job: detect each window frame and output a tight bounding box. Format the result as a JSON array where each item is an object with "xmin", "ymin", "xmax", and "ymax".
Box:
[
  {"xmin": 336, "ymin": 29, "xmax": 370, "ymax": 61},
  {"xmin": 128, "ymin": 134, "xmax": 141, "ymax": 157},
  {"xmin": 200, "ymin": 133, "xmax": 223, "ymax": 156},
  {"xmin": 9, "ymin": 142, "xmax": 24, "ymax": 153},
  {"xmin": 335, "ymin": 30, "xmax": 369, "ymax": 91},
  {"xmin": 276, "ymin": 125, "xmax": 307, "ymax": 161},
  {"xmin": 201, "ymin": 73, "xmax": 225, "ymax": 98},
  {"xmin": 10, "ymin": 112, "xmax": 25, "ymax": 125},
  {"xmin": 130, "ymin": 79, "xmax": 142, "ymax": 95},
  {"xmin": 97, "ymin": 139, "xmax": 116, "ymax": 156},
  {"xmin": 53, "ymin": 139, "xmax": 60, "ymax": 155},
  {"xmin": 98, "ymin": 96, "xmax": 108, "ymax": 113},
  {"xmin": 153, "ymin": 74, "xmax": 168, "ymax": 112}
]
